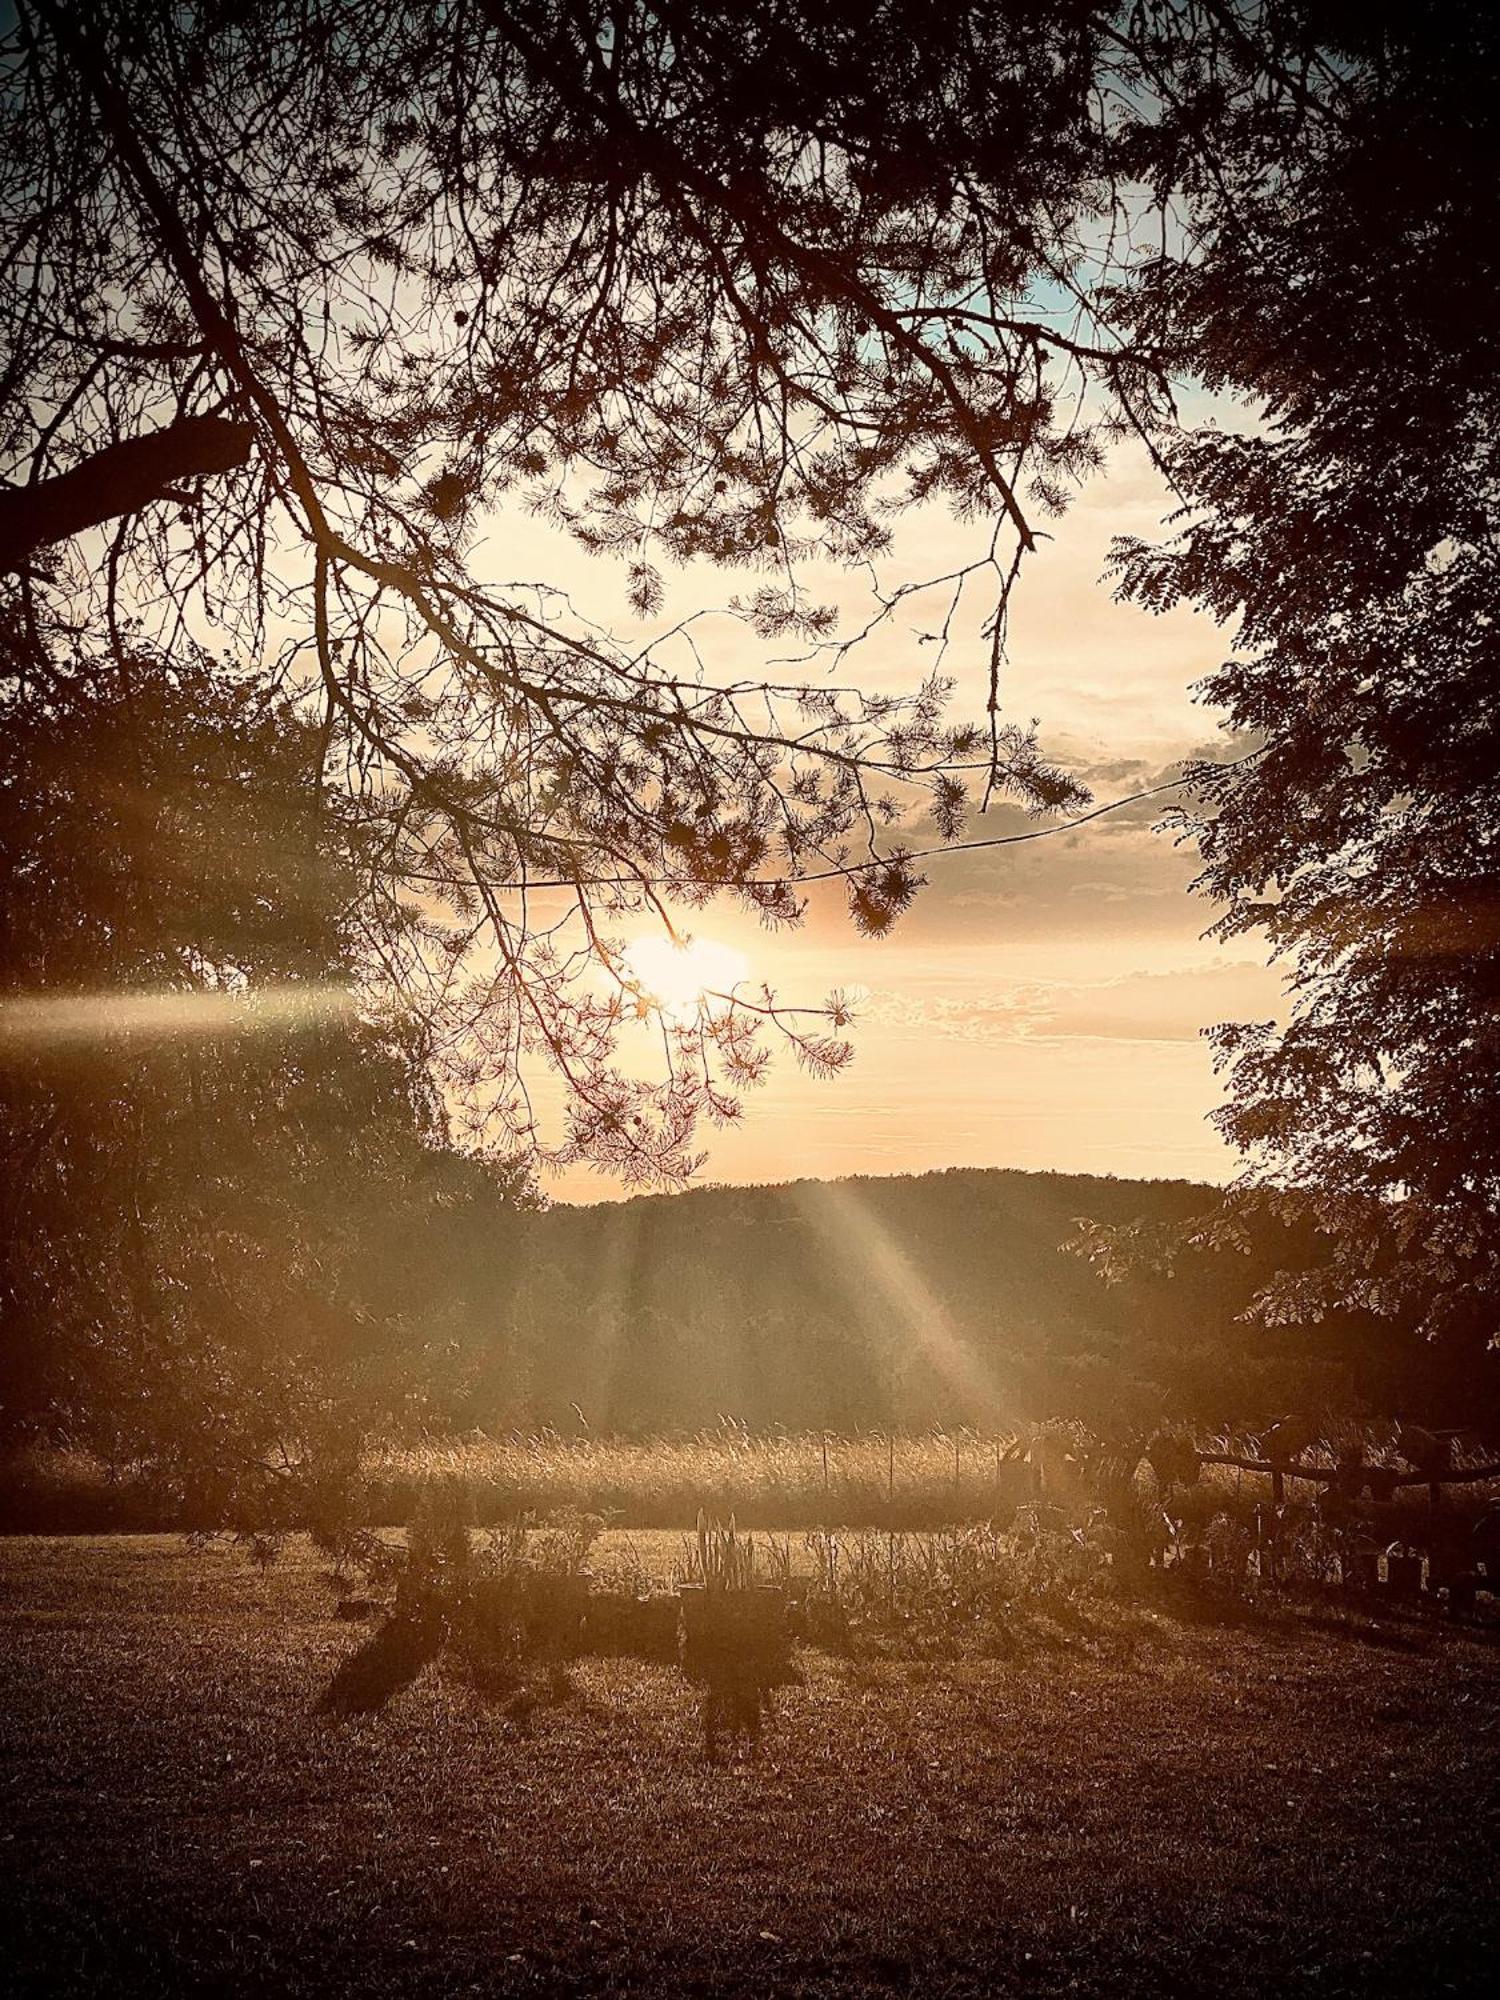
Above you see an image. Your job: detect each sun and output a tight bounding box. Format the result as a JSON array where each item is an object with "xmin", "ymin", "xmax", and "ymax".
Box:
[{"xmin": 622, "ymin": 934, "xmax": 749, "ymax": 1024}]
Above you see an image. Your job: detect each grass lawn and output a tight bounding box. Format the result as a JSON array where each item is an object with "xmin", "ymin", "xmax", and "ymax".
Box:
[{"xmin": 3, "ymin": 1534, "xmax": 1499, "ymax": 1997}]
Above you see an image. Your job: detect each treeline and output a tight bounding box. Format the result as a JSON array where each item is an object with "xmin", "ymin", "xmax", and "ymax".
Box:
[
  {"xmin": 455, "ymin": 1170, "xmax": 1499, "ymax": 1440},
  {"xmin": 0, "ymin": 632, "xmax": 536, "ymax": 1498}
]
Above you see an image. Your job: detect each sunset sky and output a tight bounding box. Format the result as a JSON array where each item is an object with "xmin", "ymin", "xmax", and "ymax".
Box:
[{"xmin": 536, "ymin": 439, "xmax": 1284, "ymax": 1203}]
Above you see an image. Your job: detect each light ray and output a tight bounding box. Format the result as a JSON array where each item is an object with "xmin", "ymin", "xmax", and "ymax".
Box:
[
  {"xmin": 0, "ymin": 984, "xmax": 359, "ymax": 1050},
  {"xmin": 792, "ymin": 1177, "xmax": 1009, "ymax": 1419}
]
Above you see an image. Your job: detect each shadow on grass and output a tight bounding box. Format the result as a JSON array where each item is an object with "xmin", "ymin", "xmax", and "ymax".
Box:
[
  {"xmin": 317, "ymin": 1613, "xmax": 442, "ymax": 1715},
  {"xmin": 1142, "ymin": 1574, "xmax": 1500, "ymax": 1656}
]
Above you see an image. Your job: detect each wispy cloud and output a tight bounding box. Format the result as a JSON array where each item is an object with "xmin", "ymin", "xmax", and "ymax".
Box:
[{"xmin": 858, "ymin": 959, "xmax": 1281, "ymax": 1046}]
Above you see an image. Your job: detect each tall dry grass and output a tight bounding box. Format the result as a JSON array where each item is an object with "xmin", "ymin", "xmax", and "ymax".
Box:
[
  {"xmin": 6, "ymin": 1423, "xmax": 1496, "ymax": 1540},
  {"xmin": 364, "ymin": 1424, "xmax": 1031, "ymax": 1530}
]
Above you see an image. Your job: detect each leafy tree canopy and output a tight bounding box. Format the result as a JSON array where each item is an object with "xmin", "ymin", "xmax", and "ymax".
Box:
[
  {"xmin": 1091, "ymin": 0, "xmax": 1500, "ymax": 1352},
  {"xmin": 2, "ymin": 0, "xmax": 1170, "ymax": 1181},
  {"xmin": 0, "ymin": 621, "xmax": 534, "ymax": 1522},
  {"xmin": 2, "ymin": 1, "xmax": 1496, "ymax": 1357}
]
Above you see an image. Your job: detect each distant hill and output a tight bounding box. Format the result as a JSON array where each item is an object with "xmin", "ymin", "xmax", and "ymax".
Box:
[{"xmin": 453, "ymin": 1167, "xmax": 1466, "ymax": 1435}]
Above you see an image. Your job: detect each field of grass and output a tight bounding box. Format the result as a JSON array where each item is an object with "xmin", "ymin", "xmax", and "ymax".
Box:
[
  {"xmin": 11, "ymin": 1425, "xmax": 1492, "ymax": 1537},
  {"xmin": 0, "ymin": 1429, "xmax": 1038, "ymax": 1533},
  {"xmin": 4, "ymin": 1533, "xmax": 1500, "ymax": 1996},
  {"xmin": 368, "ymin": 1428, "xmax": 1037, "ymax": 1531}
]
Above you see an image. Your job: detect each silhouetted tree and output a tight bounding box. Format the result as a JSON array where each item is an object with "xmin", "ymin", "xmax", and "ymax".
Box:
[
  {"xmin": 1, "ymin": 0, "xmax": 1171, "ymax": 1183},
  {"xmin": 4, "ymin": 1, "xmax": 1495, "ymax": 1366},
  {"xmin": 1095, "ymin": 1, "xmax": 1500, "ymax": 1360},
  {"xmin": 0, "ymin": 621, "xmax": 534, "ymax": 1516}
]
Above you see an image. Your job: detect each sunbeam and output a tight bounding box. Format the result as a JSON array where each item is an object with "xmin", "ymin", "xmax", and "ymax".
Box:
[
  {"xmin": 791, "ymin": 1178, "xmax": 1009, "ymax": 1420},
  {"xmin": 0, "ymin": 984, "xmax": 359, "ymax": 1050}
]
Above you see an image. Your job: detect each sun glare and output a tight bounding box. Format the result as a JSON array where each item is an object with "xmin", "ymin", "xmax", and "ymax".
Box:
[{"xmin": 623, "ymin": 934, "xmax": 749, "ymax": 1024}]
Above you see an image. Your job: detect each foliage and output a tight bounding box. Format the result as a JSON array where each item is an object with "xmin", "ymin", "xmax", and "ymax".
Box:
[
  {"xmin": 691, "ymin": 1509, "xmax": 758, "ymax": 1592},
  {"xmin": 1092, "ymin": 1, "xmax": 1500, "ymax": 1350},
  {"xmin": 1, "ymin": 0, "xmax": 1159, "ymax": 1182},
  {"xmin": 12, "ymin": 1150, "xmax": 1497, "ymax": 1532},
  {"xmin": 4, "ymin": 0, "xmax": 1494, "ymax": 1384},
  {"xmin": 322, "ymin": 1485, "xmax": 606, "ymax": 1714},
  {"xmin": 473, "ymin": 1168, "xmax": 1499, "ymax": 1435},
  {"xmin": 803, "ymin": 1522, "xmax": 1032, "ymax": 1647},
  {"xmin": 0, "ymin": 623, "xmax": 533, "ymax": 1518}
]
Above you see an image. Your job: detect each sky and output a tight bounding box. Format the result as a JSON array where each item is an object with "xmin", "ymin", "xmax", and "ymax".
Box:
[
  {"xmin": 20, "ymin": 417, "xmax": 1281, "ymax": 1202},
  {"xmin": 524, "ymin": 439, "xmax": 1284, "ymax": 1203}
]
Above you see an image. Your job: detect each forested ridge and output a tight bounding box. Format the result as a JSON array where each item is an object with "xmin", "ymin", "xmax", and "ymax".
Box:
[{"xmin": 469, "ymin": 1169, "xmax": 1494, "ymax": 1437}]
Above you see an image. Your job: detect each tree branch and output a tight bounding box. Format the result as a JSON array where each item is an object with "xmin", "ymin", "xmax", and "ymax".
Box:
[{"xmin": 0, "ymin": 413, "xmax": 253, "ymax": 573}]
